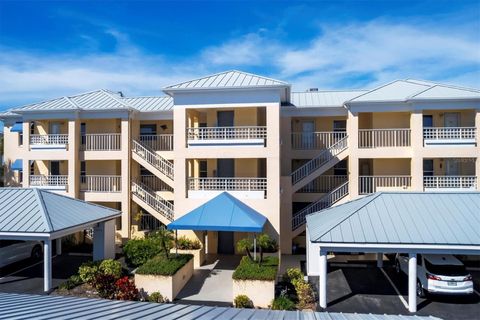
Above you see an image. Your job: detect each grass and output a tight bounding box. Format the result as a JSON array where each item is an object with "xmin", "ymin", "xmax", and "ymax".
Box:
[
  {"xmin": 136, "ymin": 254, "xmax": 193, "ymax": 276},
  {"xmin": 232, "ymin": 256, "xmax": 279, "ymax": 281}
]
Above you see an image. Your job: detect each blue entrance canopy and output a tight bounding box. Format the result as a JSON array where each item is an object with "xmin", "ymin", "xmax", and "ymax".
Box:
[
  {"xmin": 10, "ymin": 122, "xmax": 23, "ymax": 133},
  {"xmin": 11, "ymin": 159, "xmax": 23, "ymax": 171},
  {"xmin": 167, "ymin": 192, "xmax": 267, "ymax": 232}
]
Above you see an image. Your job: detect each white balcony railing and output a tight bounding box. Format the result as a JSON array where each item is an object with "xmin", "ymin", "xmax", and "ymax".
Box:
[
  {"xmin": 80, "ymin": 175, "xmax": 121, "ymax": 192},
  {"xmin": 188, "ymin": 177, "xmax": 267, "ymax": 191},
  {"xmin": 82, "ymin": 134, "xmax": 121, "ymax": 151},
  {"xmin": 359, "ymin": 176, "xmax": 412, "ymax": 195},
  {"xmin": 291, "ymin": 131, "xmax": 347, "ymax": 150},
  {"xmin": 187, "ymin": 126, "xmax": 267, "ymax": 141},
  {"xmin": 29, "ymin": 175, "xmax": 68, "ymax": 188},
  {"xmin": 424, "ymin": 176, "xmax": 477, "ymax": 190},
  {"xmin": 298, "ymin": 175, "xmax": 348, "ymax": 193},
  {"xmin": 139, "ymin": 135, "xmax": 173, "ymax": 151},
  {"xmin": 30, "ymin": 134, "xmax": 69, "ymax": 145},
  {"xmin": 359, "ymin": 129, "xmax": 411, "ymax": 148},
  {"xmin": 423, "ymin": 127, "xmax": 476, "ymax": 141}
]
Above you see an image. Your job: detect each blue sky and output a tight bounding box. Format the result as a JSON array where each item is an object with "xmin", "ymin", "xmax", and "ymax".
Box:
[{"xmin": 0, "ymin": 0, "xmax": 479, "ymax": 111}]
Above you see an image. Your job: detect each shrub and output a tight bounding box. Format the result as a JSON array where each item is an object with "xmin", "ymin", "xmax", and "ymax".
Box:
[
  {"xmin": 136, "ymin": 254, "xmax": 193, "ymax": 276},
  {"xmin": 148, "ymin": 292, "xmax": 169, "ymax": 303},
  {"xmin": 95, "ymin": 274, "xmax": 118, "ymax": 299},
  {"xmin": 282, "ymin": 268, "xmax": 304, "ymax": 284},
  {"xmin": 123, "ymin": 238, "xmax": 162, "ymax": 267},
  {"xmin": 234, "ymin": 295, "xmax": 253, "ymax": 308},
  {"xmin": 176, "ymin": 236, "xmax": 201, "ymax": 250},
  {"xmin": 271, "ymin": 296, "xmax": 296, "ymax": 310},
  {"xmin": 58, "ymin": 274, "xmax": 83, "ymax": 290},
  {"xmin": 99, "ymin": 259, "xmax": 122, "ymax": 278},
  {"xmin": 236, "ymin": 238, "xmax": 253, "ymax": 261},
  {"xmin": 78, "ymin": 261, "xmax": 101, "ymax": 284},
  {"xmin": 232, "ymin": 256, "xmax": 278, "ymax": 281},
  {"xmin": 294, "ymin": 280, "xmax": 315, "ymax": 309},
  {"xmin": 115, "ymin": 276, "xmax": 139, "ymax": 301}
]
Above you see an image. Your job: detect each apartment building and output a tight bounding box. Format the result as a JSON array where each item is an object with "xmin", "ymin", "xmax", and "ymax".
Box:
[{"xmin": 1, "ymin": 71, "xmax": 479, "ymax": 254}]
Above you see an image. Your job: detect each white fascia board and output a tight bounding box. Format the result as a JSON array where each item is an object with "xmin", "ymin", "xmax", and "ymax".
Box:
[
  {"xmin": 20, "ymin": 111, "xmax": 80, "ymax": 121},
  {"xmin": 136, "ymin": 112, "xmax": 173, "ymax": 120},
  {"xmin": 79, "ymin": 110, "xmax": 130, "ymax": 120},
  {"xmin": 163, "ymin": 84, "xmax": 291, "ymax": 95},
  {"xmin": 0, "ymin": 232, "xmax": 50, "ymax": 240}
]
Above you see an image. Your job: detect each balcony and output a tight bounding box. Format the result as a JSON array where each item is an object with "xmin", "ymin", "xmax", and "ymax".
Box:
[
  {"xmin": 423, "ymin": 127, "xmax": 476, "ymax": 147},
  {"xmin": 30, "ymin": 134, "xmax": 68, "ymax": 150},
  {"xmin": 291, "ymin": 132, "xmax": 346, "ymax": 150},
  {"xmin": 188, "ymin": 177, "xmax": 267, "ymax": 199},
  {"xmin": 139, "ymin": 135, "xmax": 173, "ymax": 151},
  {"xmin": 80, "ymin": 175, "xmax": 121, "ymax": 192},
  {"xmin": 29, "ymin": 175, "xmax": 68, "ymax": 190},
  {"xmin": 81, "ymin": 134, "xmax": 121, "ymax": 151},
  {"xmin": 186, "ymin": 127, "xmax": 267, "ymax": 147},
  {"xmin": 359, "ymin": 129, "xmax": 411, "ymax": 148},
  {"xmin": 298, "ymin": 175, "xmax": 348, "ymax": 193},
  {"xmin": 423, "ymin": 176, "xmax": 477, "ymax": 191},
  {"xmin": 359, "ymin": 175, "xmax": 412, "ymax": 195}
]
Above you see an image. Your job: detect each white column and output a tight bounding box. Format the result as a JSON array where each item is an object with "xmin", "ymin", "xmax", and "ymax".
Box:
[
  {"xmin": 55, "ymin": 238, "xmax": 62, "ymax": 256},
  {"xmin": 319, "ymin": 248, "xmax": 328, "ymax": 309},
  {"xmin": 347, "ymin": 110, "xmax": 359, "ymax": 197},
  {"xmin": 377, "ymin": 253, "xmax": 383, "ymax": 268},
  {"xmin": 93, "ymin": 220, "xmax": 116, "ymax": 261},
  {"xmin": 43, "ymin": 239, "xmax": 52, "ymax": 292},
  {"xmin": 408, "ymin": 253, "xmax": 417, "ymax": 312}
]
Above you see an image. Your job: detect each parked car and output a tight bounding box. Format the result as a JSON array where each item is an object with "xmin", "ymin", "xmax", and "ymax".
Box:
[
  {"xmin": 395, "ymin": 253, "xmax": 474, "ymax": 297},
  {"xmin": 0, "ymin": 240, "xmax": 43, "ymax": 268}
]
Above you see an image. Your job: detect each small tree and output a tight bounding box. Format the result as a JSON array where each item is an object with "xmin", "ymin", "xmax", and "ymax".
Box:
[
  {"xmin": 257, "ymin": 233, "xmax": 273, "ymax": 263},
  {"xmin": 151, "ymin": 227, "xmax": 174, "ymax": 259},
  {"xmin": 236, "ymin": 238, "xmax": 253, "ymax": 261}
]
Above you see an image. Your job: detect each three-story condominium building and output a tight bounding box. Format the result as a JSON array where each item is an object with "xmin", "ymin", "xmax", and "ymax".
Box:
[{"xmin": 1, "ymin": 71, "xmax": 479, "ymax": 254}]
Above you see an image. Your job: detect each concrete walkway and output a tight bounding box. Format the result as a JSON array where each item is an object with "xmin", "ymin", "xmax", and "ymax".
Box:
[{"xmin": 175, "ymin": 254, "xmax": 241, "ymax": 307}]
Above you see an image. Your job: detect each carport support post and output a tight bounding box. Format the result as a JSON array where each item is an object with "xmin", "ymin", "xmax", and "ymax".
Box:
[
  {"xmin": 408, "ymin": 253, "xmax": 417, "ymax": 312},
  {"xmin": 319, "ymin": 248, "xmax": 328, "ymax": 309},
  {"xmin": 253, "ymin": 234, "xmax": 257, "ymax": 261},
  {"xmin": 377, "ymin": 253, "xmax": 383, "ymax": 268},
  {"xmin": 56, "ymin": 238, "xmax": 62, "ymax": 256},
  {"xmin": 44, "ymin": 239, "xmax": 52, "ymax": 293}
]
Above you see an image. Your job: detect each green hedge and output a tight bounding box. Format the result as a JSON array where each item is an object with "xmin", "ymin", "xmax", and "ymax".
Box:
[
  {"xmin": 136, "ymin": 254, "xmax": 193, "ymax": 276},
  {"xmin": 232, "ymin": 256, "xmax": 278, "ymax": 281},
  {"xmin": 123, "ymin": 238, "xmax": 163, "ymax": 267}
]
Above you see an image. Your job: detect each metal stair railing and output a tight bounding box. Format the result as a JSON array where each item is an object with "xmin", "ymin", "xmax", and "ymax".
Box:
[
  {"xmin": 131, "ymin": 180, "xmax": 174, "ymax": 221},
  {"xmin": 132, "ymin": 139, "xmax": 174, "ymax": 180},
  {"xmin": 292, "ymin": 181, "xmax": 349, "ymax": 230},
  {"xmin": 291, "ymin": 136, "xmax": 348, "ymax": 185}
]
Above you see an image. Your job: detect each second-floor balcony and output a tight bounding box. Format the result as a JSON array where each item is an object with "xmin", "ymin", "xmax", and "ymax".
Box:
[
  {"xmin": 423, "ymin": 176, "xmax": 477, "ymax": 191},
  {"xmin": 30, "ymin": 134, "xmax": 69, "ymax": 150},
  {"xmin": 291, "ymin": 132, "xmax": 346, "ymax": 150},
  {"xmin": 80, "ymin": 175, "xmax": 122, "ymax": 192},
  {"xmin": 359, "ymin": 129, "xmax": 411, "ymax": 148},
  {"xmin": 139, "ymin": 135, "xmax": 173, "ymax": 151},
  {"xmin": 187, "ymin": 126, "xmax": 267, "ymax": 147},
  {"xmin": 359, "ymin": 175, "xmax": 412, "ymax": 195},
  {"xmin": 81, "ymin": 134, "xmax": 121, "ymax": 151},
  {"xmin": 188, "ymin": 177, "xmax": 267, "ymax": 199},
  {"xmin": 29, "ymin": 175, "xmax": 68, "ymax": 190},
  {"xmin": 423, "ymin": 127, "xmax": 476, "ymax": 146}
]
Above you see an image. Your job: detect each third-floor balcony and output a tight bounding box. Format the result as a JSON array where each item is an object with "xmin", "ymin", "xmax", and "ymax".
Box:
[
  {"xmin": 423, "ymin": 127, "xmax": 476, "ymax": 147},
  {"xmin": 423, "ymin": 175, "xmax": 477, "ymax": 191},
  {"xmin": 81, "ymin": 134, "xmax": 121, "ymax": 151},
  {"xmin": 187, "ymin": 126, "xmax": 267, "ymax": 147},
  {"xmin": 80, "ymin": 175, "xmax": 122, "ymax": 192},
  {"xmin": 359, "ymin": 129, "xmax": 411, "ymax": 148}
]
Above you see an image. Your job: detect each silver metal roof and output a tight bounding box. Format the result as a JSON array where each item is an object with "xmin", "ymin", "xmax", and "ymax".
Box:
[
  {"xmin": 164, "ymin": 70, "xmax": 290, "ymax": 90},
  {"xmin": 122, "ymin": 96, "xmax": 173, "ymax": 112},
  {"xmin": 0, "ymin": 293, "xmax": 440, "ymax": 320},
  {"xmin": 307, "ymin": 192, "xmax": 480, "ymax": 245},
  {"xmin": 0, "ymin": 188, "xmax": 121, "ymax": 234},
  {"xmin": 291, "ymin": 90, "xmax": 367, "ymax": 108},
  {"xmin": 349, "ymin": 80, "xmax": 480, "ymax": 103}
]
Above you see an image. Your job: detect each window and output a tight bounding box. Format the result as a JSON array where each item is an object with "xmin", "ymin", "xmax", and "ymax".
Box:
[
  {"xmin": 30, "ymin": 122, "xmax": 35, "ymax": 135},
  {"xmin": 199, "ymin": 160, "xmax": 208, "ymax": 178},
  {"xmin": 333, "ymin": 120, "xmax": 347, "ymax": 132},
  {"xmin": 140, "ymin": 124, "xmax": 157, "ymax": 135},
  {"xmin": 18, "ymin": 133, "xmax": 23, "ymax": 146},
  {"xmin": 423, "ymin": 115, "xmax": 433, "ymax": 128},
  {"xmin": 424, "ymin": 260, "xmax": 468, "ymax": 276},
  {"xmin": 80, "ymin": 161, "xmax": 86, "ymax": 176},
  {"xmin": 50, "ymin": 161, "xmax": 60, "ymax": 175},
  {"xmin": 30, "ymin": 162, "xmax": 35, "ymax": 175},
  {"xmin": 423, "ymin": 159, "xmax": 434, "ymax": 176},
  {"xmin": 81, "ymin": 123, "xmax": 86, "ymax": 145}
]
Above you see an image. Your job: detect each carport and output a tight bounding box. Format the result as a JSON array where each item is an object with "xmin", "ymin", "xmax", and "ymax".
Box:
[
  {"xmin": 306, "ymin": 192, "xmax": 480, "ymax": 312},
  {"xmin": 0, "ymin": 188, "xmax": 121, "ymax": 292}
]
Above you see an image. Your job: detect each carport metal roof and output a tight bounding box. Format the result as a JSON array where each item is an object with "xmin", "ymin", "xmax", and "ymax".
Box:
[
  {"xmin": 167, "ymin": 192, "xmax": 267, "ymax": 232},
  {"xmin": 0, "ymin": 188, "xmax": 122, "ymax": 240},
  {"xmin": 0, "ymin": 293, "xmax": 440, "ymax": 320},
  {"xmin": 306, "ymin": 192, "xmax": 480, "ymax": 254}
]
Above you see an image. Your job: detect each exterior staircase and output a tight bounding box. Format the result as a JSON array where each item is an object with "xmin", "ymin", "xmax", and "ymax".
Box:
[
  {"xmin": 132, "ymin": 139, "xmax": 174, "ymax": 188},
  {"xmin": 291, "ymin": 181, "xmax": 349, "ymax": 237},
  {"xmin": 131, "ymin": 180, "xmax": 174, "ymax": 226},
  {"xmin": 291, "ymin": 136, "xmax": 348, "ymax": 192}
]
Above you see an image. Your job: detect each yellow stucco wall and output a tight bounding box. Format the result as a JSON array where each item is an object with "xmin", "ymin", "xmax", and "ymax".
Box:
[{"xmin": 291, "ymin": 116, "xmax": 347, "ymax": 132}]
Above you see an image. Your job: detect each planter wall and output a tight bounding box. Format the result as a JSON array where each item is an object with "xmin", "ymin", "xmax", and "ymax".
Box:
[
  {"xmin": 170, "ymin": 248, "xmax": 205, "ymax": 269},
  {"xmin": 232, "ymin": 279, "xmax": 275, "ymax": 308},
  {"xmin": 134, "ymin": 257, "xmax": 193, "ymax": 301}
]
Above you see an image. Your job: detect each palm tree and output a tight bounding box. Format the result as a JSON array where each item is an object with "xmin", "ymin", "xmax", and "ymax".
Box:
[{"xmin": 236, "ymin": 238, "xmax": 253, "ymax": 261}]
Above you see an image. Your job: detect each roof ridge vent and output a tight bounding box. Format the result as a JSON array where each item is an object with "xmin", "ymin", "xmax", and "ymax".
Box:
[{"xmin": 308, "ymin": 88, "xmax": 319, "ymax": 92}]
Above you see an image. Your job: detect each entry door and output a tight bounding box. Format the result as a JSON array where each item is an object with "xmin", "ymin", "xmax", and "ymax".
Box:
[
  {"xmin": 301, "ymin": 121, "xmax": 315, "ymax": 148},
  {"xmin": 445, "ymin": 159, "xmax": 459, "ymax": 176},
  {"xmin": 50, "ymin": 122, "xmax": 61, "ymax": 134},
  {"xmin": 217, "ymin": 159, "xmax": 234, "ymax": 177},
  {"xmin": 217, "ymin": 231, "xmax": 234, "ymax": 254},
  {"xmin": 50, "ymin": 161, "xmax": 60, "ymax": 175},
  {"xmin": 444, "ymin": 113, "xmax": 460, "ymax": 127},
  {"xmin": 217, "ymin": 111, "xmax": 234, "ymax": 127}
]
